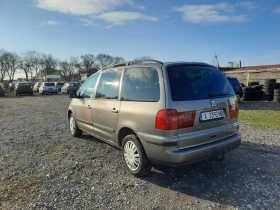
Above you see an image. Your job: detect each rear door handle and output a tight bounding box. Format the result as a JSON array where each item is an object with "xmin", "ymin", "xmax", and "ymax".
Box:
[
  {"xmin": 111, "ymin": 108, "xmax": 118, "ymax": 113},
  {"xmin": 87, "ymin": 105, "xmax": 91, "ymax": 109}
]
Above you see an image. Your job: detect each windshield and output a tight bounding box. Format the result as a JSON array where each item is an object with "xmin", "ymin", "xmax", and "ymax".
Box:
[{"xmin": 167, "ymin": 65, "xmax": 235, "ymax": 101}]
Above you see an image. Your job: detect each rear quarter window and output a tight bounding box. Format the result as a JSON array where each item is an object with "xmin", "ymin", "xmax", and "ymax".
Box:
[
  {"xmin": 167, "ymin": 65, "xmax": 235, "ymax": 101},
  {"xmin": 121, "ymin": 67, "xmax": 160, "ymax": 102}
]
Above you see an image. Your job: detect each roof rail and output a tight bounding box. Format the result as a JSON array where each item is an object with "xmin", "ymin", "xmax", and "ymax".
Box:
[{"xmin": 100, "ymin": 59, "xmax": 163, "ymax": 70}]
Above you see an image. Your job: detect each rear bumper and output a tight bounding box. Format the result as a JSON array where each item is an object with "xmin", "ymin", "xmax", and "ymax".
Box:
[{"xmin": 140, "ymin": 132, "xmax": 241, "ymax": 166}]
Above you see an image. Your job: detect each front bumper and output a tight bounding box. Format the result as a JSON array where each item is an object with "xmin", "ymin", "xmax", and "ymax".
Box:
[{"xmin": 139, "ymin": 132, "xmax": 241, "ymax": 166}]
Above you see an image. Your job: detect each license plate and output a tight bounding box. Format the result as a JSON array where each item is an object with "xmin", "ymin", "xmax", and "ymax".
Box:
[
  {"xmin": 200, "ymin": 110, "xmax": 225, "ymax": 121},
  {"xmin": 48, "ymin": 88, "xmax": 52, "ymax": 90}
]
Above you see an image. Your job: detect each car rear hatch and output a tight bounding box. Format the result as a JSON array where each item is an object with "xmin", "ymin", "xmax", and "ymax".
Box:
[{"xmin": 164, "ymin": 64, "xmax": 239, "ymax": 149}]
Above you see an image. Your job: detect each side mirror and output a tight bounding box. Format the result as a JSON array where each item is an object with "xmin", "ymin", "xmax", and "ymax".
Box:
[{"xmin": 69, "ymin": 93, "xmax": 77, "ymax": 98}]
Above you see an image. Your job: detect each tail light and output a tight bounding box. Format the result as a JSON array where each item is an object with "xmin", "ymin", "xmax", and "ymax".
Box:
[
  {"xmin": 228, "ymin": 102, "xmax": 239, "ymax": 119},
  {"xmin": 156, "ymin": 109, "xmax": 196, "ymax": 130}
]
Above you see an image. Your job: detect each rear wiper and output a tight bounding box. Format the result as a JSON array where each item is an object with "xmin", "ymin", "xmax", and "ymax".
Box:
[{"xmin": 209, "ymin": 93, "xmax": 232, "ymax": 98}]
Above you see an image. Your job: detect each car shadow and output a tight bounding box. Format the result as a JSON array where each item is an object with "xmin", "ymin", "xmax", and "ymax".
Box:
[
  {"xmin": 139, "ymin": 141, "xmax": 280, "ymax": 209},
  {"xmin": 72, "ymin": 134, "xmax": 279, "ymax": 209}
]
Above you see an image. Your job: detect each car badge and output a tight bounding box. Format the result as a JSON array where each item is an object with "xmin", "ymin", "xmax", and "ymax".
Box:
[{"xmin": 210, "ymin": 100, "xmax": 216, "ymax": 107}]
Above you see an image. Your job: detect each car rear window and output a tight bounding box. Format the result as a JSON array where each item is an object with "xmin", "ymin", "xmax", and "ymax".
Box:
[
  {"xmin": 167, "ymin": 65, "xmax": 235, "ymax": 101},
  {"xmin": 45, "ymin": 83, "xmax": 55, "ymax": 86},
  {"xmin": 58, "ymin": 83, "xmax": 64, "ymax": 85},
  {"xmin": 18, "ymin": 83, "xmax": 31, "ymax": 87}
]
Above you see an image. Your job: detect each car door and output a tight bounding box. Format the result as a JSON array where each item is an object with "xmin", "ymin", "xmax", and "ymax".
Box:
[
  {"xmin": 91, "ymin": 69, "xmax": 122, "ymax": 144},
  {"xmin": 75, "ymin": 73, "xmax": 100, "ymax": 134}
]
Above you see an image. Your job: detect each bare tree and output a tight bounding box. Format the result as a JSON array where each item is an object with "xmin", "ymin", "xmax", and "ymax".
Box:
[
  {"xmin": 133, "ymin": 56, "xmax": 153, "ymax": 62},
  {"xmin": 95, "ymin": 53, "xmax": 114, "ymax": 69},
  {"xmin": 32, "ymin": 52, "xmax": 42, "ymax": 80},
  {"xmin": 80, "ymin": 54, "xmax": 97, "ymax": 73},
  {"xmin": 69, "ymin": 57, "xmax": 80, "ymax": 81},
  {"xmin": 113, "ymin": 56, "xmax": 125, "ymax": 65},
  {"xmin": 18, "ymin": 50, "xmax": 38, "ymax": 81},
  {"xmin": 6, "ymin": 52, "xmax": 20, "ymax": 82},
  {"xmin": 0, "ymin": 49, "xmax": 9, "ymax": 81},
  {"xmin": 40, "ymin": 53, "xmax": 57, "ymax": 79},
  {"xmin": 59, "ymin": 60, "xmax": 71, "ymax": 81}
]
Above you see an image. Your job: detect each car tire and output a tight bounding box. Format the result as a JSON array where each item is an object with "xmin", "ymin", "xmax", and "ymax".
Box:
[
  {"xmin": 69, "ymin": 114, "xmax": 82, "ymax": 137},
  {"xmin": 121, "ymin": 134, "xmax": 152, "ymax": 177}
]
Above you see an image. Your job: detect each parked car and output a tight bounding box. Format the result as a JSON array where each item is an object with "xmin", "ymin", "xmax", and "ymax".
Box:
[
  {"xmin": 39, "ymin": 82, "xmax": 58, "ymax": 95},
  {"xmin": 226, "ymin": 77, "xmax": 243, "ymax": 100},
  {"xmin": 54, "ymin": 82, "xmax": 65, "ymax": 92},
  {"xmin": 14, "ymin": 82, "xmax": 33, "ymax": 96},
  {"xmin": 61, "ymin": 82, "xmax": 80, "ymax": 94},
  {"xmin": 0, "ymin": 85, "xmax": 5, "ymax": 96},
  {"xmin": 33, "ymin": 82, "xmax": 42, "ymax": 92},
  {"xmin": 67, "ymin": 60, "xmax": 241, "ymax": 176},
  {"xmin": 0, "ymin": 83, "xmax": 7, "ymax": 93}
]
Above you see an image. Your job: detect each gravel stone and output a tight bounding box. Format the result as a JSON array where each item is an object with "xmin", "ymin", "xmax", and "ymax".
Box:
[{"xmin": 0, "ymin": 93, "xmax": 279, "ymax": 209}]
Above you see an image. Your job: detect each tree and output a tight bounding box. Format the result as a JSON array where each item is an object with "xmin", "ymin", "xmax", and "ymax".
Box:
[
  {"xmin": 40, "ymin": 53, "xmax": 57, "ymax": 79},
  {"xmin": 80, "ymin": 54, "xmax": 97, "ymax": 73},
  {"xmin": 31, "ymin": 52, "xmax": 42, "ymax": 80},
  {"xmin": 59, "ymin": 60, "xmax": 71, "ymax": 81},
  {"xmin": 133, "ymin": 56, "xmax": 153, "ymax": 62},
  {"xmin": 69, "ymin": 57, "xmax": 80, "ymax": 81},
  {"xmin": 18, "ymin": 50, "xmax": 39, "ymax": 81},
  {"xmin": 113, "ymin": 56, "xmax": 125, "ymax": 65},
  {"xmin": 0, "ymin": 49, "xmax": 9, "ymax": 81},
  {"xmin": 6, "ymin": 52, "xmax": 20, "ymax": 82},
  {"xmin": 95, "ymin": 53, "xmax": 114, "ymax": 69}
]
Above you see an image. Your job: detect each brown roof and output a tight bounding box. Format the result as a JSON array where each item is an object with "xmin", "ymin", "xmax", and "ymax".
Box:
[{"xmin": 220, "ymin": 64, "xmax": 280, "ymax": 72}]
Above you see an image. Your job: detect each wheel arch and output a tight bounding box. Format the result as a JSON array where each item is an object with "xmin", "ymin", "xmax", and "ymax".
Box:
[{"xmin": 118, "ymin": 127, "xmax": 139, "ymax": 148}]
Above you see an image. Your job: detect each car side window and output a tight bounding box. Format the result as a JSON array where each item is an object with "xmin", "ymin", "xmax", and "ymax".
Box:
[
  {"xmin": 96, "ymin": 70, "xmax": 122, "ymax": 99},
  {"xmin": 121, "ymin": 67, "xmax": 160, "ymax": 102},
  {"xmin": 80, "ymin": 73, "xmax": 100, "ymax": 99}
]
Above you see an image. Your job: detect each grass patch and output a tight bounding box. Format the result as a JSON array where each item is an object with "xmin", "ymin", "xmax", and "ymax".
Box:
[
  {"xmin": 48, "ymin": 109, "xmax": 63, "ymax": 115},
  {"xmin": 239, "ymin": 110, "xmax": 280, "ymax": 130},
  {"xmin": 42, "ymin": 145, "xmax": 63, "ymax": 160},
  {"xmin": 0, "ymin": 174, "xmax": 45, "ymax": 209}
]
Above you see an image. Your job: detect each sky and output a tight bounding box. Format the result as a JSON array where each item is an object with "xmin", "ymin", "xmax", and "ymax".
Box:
[{"xmin": 1, "ymin": 0, "xmax": 280, "ymax": 76}]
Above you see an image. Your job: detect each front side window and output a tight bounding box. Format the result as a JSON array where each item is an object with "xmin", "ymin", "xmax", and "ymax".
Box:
[
  {"xmin": 96, "ymin": 70, "xmax": 122, "ymax": 99},
  {"xmin": 167, "ymin": 65, "xmax": 235, "ymax": 101},
  {"xmin": 79, "ymin": 73, "xmax": 100, "ymax": 98},
  {"xmin": 121, "ymin": 67, "xmax": 160, "ymax": 102}
]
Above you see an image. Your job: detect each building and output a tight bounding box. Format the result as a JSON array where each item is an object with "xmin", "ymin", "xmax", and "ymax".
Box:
[{"xmin": 220, "ymin": 64, "xmax": 280, "ymax": 85}]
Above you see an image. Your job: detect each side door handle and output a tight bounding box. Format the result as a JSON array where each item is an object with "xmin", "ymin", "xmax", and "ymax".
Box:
[
  {"xmin": 111, "ymin": 108, "xmax": 118, "ymax": 113},
  {"xmin": 87, "ymin": 105, "xmax": 91, "ymax": 109}
]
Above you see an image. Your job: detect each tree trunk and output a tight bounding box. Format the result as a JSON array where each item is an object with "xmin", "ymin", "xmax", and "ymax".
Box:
[{"xmin": 25, "ymin": 71, "xmax": 29, "ymax": 81}]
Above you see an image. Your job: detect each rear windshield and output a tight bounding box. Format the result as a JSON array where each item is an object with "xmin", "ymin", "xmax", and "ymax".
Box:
[
  {"xmin": 57, "ymin": 83, "xmax": 65, "ymax": 85},
  {"xmin": 167, "ymin": 65, "xmax": 235, "ymax": 101},
  {"xmin": 45, "ymin": 83, "xmax": 55, "ymax": 86},
  {"xmin": 18, "ymin": 83, "xmax": 31, "ymax": 87}
]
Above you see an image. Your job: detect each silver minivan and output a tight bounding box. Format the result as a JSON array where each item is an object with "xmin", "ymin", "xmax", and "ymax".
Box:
[{"xmin": 68, "ymin": 60, "xmax": 241, "ymax": 176}]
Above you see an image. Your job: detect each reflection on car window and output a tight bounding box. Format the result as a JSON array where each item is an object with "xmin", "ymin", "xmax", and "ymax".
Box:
[
  {"xmin": 96, "ymin": 70, "xmax": 121, "ymax": 99},
  {"xmin": 167, "ymin": 65, "xmax": 235, "ymax": 101},
  {"xmin": 80, "ymin": 73, "xmax": 100, "ymax": 98},
  {"xmin": 121, "ymin": 67, "xmax": 160, "ymax": 102}
]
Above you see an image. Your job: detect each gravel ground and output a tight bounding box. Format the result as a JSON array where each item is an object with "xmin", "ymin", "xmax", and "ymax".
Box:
[{"xmin": 0, "ymin": 93, "xmax": 279, "ymax": 210}]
